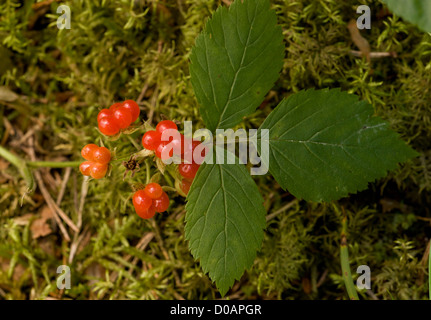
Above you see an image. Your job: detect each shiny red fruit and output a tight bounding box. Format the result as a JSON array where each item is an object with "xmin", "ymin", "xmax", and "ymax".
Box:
[
  {"xmin": 109, "ymin": 102, "xmax": 123, "ymax": 111},
  {"xmin": 155, "ymin": 141, "xmax": 173, "ymax": 160},
  {"xmin": 98, "ymin": 116, "xmax": 120, "ymax": 136},
  {"xmin": 144, "ymin": 183, "xmax": 163, "ymax": 199},
  {"xmin": 97, "ymin": 109, "xmax": 113, "ymax": 123},
  {"xmin": 81, "ymin": 144, "xmax": 98, "ymax": 161},
  {"xmin": 123, "ymin": 100, "xmax": 140, "ymax": 122},
  {"xmin": 179, "ymin": 163, "xmax": 200, "ymax": 180},
  {"xmin": 153, "ymin": 191, "xmax": 169, "ymax": 213},
  {"xmin": 156, "ymin": 120, "xmax": 177, "ymax": 134},
  {"xmin": 90, "ymin": 163, "xmax": 108, "ymax": 179},
  {"xmin": 93, "ymin": 146, "xmax": 111, "ymax": 164},
  {"xmin": 135, "ymin": 204, "xmax": 156, "ymax": 219},
  {"xmin": 113, "ymin": 106, "xmax": 133, "ymax": 129},
  {"xmin": 142, "ymin": 130, "xmax": 161, "ymax": 151},
  {"xmin": 133, "ymin": 190, "xmax": 153, "ymax": 212},
  {"xmin": 79, "ymin": 161, "xmax": 93, "ymax": 176}
]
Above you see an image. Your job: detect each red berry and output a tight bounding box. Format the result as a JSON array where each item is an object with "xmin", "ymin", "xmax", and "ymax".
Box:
[
  {"xmin": 170, "ymin": 133, "xmax": 185, "ymax": 155},
  {"xmin": 179, "ymin": 163, "xmax": 200, "ymax": 180},
  {"xmin": 79, "ymin": 161, "xmax": 93, "ymax": 176},
  {"xmin": 133, "ymin": 190, "xmax": 153, "ymax": 212},
  {"xmin": 97, "ymin": 109, "xmax": 113, "ymax": 123},
  {"xmin": 109, "ymin": 102, "xmax": 123, "ymax": 111},
  {"xmin": 98, "ymin": 116, "xmax": 120, "ymax": 136},
  {"xmin": 81, "ymin": 144, "xmax": 98, "ymax": 161},
  {"xmin": 90, "ymin": 163, "xmax": 108, "ymax": 179},
  {"xmin": 144, "ymin": 182, "xmax": 163, "ymax": 199},
  {"xmin": 156, "ymin": 120, "xmax": 177, "ymax": 134},
  {"xmin": 122, "ymin": 100, "xmax": 140, "ymax": 122},
  {"xmin": 180, "ymin": 179, "xmax": 192, "ymax": 195},
  {"xmin": 113, "ymin": 106, "xmax": 133, "ymax": 129},
  {"xmin": 182, "ymin": 139, "xmax": 205, "ymax": 163},
  {"xmin": 142, "ymin": 130, "xmax": 161, "ymax": 151},
  {"xmin": 135, "ymin": 204, "xmax": 156, "ymax": 219},
  {"xmin": 93, "ymin": 146, "xmax": 111, "ymax": 164},
  {"xmin": 153, "ymin": 191, "xmax": 169, "ymax": 213},
  {"xmin": 155, "ymin": 141, "xmax": 173, "ymax": 160}
]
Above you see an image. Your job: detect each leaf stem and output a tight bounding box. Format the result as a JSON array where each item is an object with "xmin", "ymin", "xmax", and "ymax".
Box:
[
  {"xmin": 27, "ymin": 161, "xmax": 81, "ymax": 168},
  {"xmin": 340, "ymin": 216, "xmax": 359, "ymax": 300}
]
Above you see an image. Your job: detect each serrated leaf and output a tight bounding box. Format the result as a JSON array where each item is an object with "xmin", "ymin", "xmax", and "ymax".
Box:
[
  {"xmin": 190, "ymin": 0, "xmax": 284, "ymax": 132},
  {"xmin": 258, "ymin": 89, "xmax": 419, "ymax": 202},
  {"xmin": 381, "ymin": 0, "xmax": 431, "ymax": 33},
  {"xmin": 185, "ymin": 149, "xmax": 266, "ymax": 296}
]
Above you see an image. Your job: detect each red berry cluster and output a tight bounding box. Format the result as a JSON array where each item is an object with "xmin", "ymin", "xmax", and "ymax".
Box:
[
  {"xmin": 79, "ymin": 144, "xmax": 111, "ymax": 179},
  {"xmin": 132, "ymin": 183, "xmax": 169, "ymax": 219},
  {"xmin": 98, "ymin": 100, "xmax": 140, "ymax": 136},
  {"xmin": 141, "ymin": 120, "xmax": 204, "ymax": 196},
  {"xmin": 141, "ymin": 120, "xmax": 180, "ymax": 160}
]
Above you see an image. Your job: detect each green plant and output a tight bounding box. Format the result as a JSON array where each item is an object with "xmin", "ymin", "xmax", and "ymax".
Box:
[
  {"xmin": 2, "ymin": 1, "xmax": 428, "ymax": 298},
  {"xmin": 185, "ymin": 0, "xmax": 418, "ymax": 295}
]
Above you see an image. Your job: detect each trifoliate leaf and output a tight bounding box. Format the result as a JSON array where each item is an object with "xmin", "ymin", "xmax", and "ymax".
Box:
[
  {"xmin": 185, "ymin": 149, "xmax": 266, "ymax": 296},
  {"xmin": 258, "ymin": 88, "xmax": 419, "ymax": 202},
  {"xmin": 190, "ymin": 0, "xmax": 284, "ymax": 132}
]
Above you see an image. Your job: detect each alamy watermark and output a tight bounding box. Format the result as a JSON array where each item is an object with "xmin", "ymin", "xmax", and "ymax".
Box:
[
  {"xmin": 56, "ymin": 265, "xmax": 71, "ymax": 289},
  {"xmin": 357, "ymin": 5, "xmax": 371, "ymax": 30},
  {"xmin": 356, "ymin": 265, "xmax": 371, "ymax": 290},
  {"xmin": 57, "ymin": 5, "xmax": 71, "ymax": 30}
]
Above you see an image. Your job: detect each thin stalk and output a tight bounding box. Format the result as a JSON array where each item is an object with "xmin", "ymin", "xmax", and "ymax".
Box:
[
  {"xmin": 340, "ymin": 216, "xmax": 359, "ymax": 300},
  {"xmin": 145, "ymin": 159, "xmax": 151, "ymax": 184},
  {"xmin": 429, "ymin": 239, "xmax": 431, "ymax": 300},
  {"xmin": 27, "ymin": 161, "xmax": 81, "ymax": 168}
]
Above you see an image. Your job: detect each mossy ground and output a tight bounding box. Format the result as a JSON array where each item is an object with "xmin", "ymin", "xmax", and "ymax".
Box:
[{"xmin": 0, "ymin": 0, "xmax": 430, "ymax": 300}]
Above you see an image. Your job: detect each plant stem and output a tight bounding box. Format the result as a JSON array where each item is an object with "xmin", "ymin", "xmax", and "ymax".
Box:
[
  {"xmin": 340, "ymin": 216, "xmax": 359, "ymax": 300},
  {"xmin": 27, "ymin": 161, "xmax": 81, "ymax": 168},
  {"xmin": 145, "ymin": 159, "xmax": 151, "ymax": 184}
]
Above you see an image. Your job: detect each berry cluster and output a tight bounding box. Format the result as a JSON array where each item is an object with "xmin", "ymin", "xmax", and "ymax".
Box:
[
  {"xmin": 141, "ymin": 120, "xmax": 204, "ymax": 195},
  {"xmin": 142, "ymin": 120, "xmax": 179, "ymax": 160},
  {"xmin": 79, "ymin": 144, "xmax": 111, "ymax": 179},
  {"xmin": 98, "ymin": 100, "xmax": 140, "ymax": 136},
  {"xmin": 132, "ymin": 183, "xmax": 169, "ymax": 219}
]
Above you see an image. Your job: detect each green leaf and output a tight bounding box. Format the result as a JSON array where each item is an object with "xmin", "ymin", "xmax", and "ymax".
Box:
[
  {"xmin": 381, "ymin": 0, "xmax": 431, "ymax": 33},
  {"xmin": 258, "ymin": 88, "xmax": 419, "ymax": 202},
  {"xmin": 189, "ymin": 0, "xmax": 284, "ymax": 132},
  {"xmin": 185, "ymin": 149, "xmax": 266, "ymax": 296}
]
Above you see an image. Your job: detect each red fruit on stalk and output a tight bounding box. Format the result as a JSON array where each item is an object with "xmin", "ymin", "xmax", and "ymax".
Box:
[
  {"xmin": 153, "ymin": 191, "xmax": 169, "ymax": 213},
  {"xmin": 179, "ymin": 163, "xmax": 200, "ymax": 180},
  {"xmin": 143, "ymin": 182, "xmax": 163, "ymax": 199},
  {"xmin": 93, "ymin": 146, "xmax": 111, "ymax": 164},
  {"xmin": 132, "ymin": 190, "xmax": 153, "ymax": 212},
  {"xmin": 97, "ymin": 109, "xmax": 113, "ymax": 122},
  {"xmin": 142, "ymin": 130, "xmax": 161, "ymax": 151},
  {"xmin": 135, "ymin": 204, "xmax": 157, "ymax": 219},
  {"xmin": 122, "ymin": 100, "xmax": 140, "ymax": 122},
  {"xmin": 81, "ymin": 144, "xmax": 98, "ymax": 161},
  {"xmin": 90, "ymin": 163, "xmax": 108, "ymax": 179},
  {"xmin": 155, "ymin": 141, "xmax": 173, "ymax": 160},
  {"xmin": 113, "ymin": 106, "xmax": 133, "ymax": 129},
  {"xmin": 109, "ymin": 102, "xmax": 123, "ymax": 111},
  {"xmin": 98, "ymin": 116, "xmax": 120, "ymax": 136},
  {"xmin": 156, "ymin": 120, "xmax": 177, "ymax": 134},
  {"xmin": 79, "ymin": 161, "xmax": 93, "ymax": 176}
]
